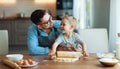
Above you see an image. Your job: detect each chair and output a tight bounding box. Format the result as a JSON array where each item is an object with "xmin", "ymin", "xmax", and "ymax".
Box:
[
  {"xmin": 0, "ymin": 30, "xmax": 8, "ymax": 54},
  {"xmin": 78, "ymin": 28, "xmax": 109, "ymax": 53}
]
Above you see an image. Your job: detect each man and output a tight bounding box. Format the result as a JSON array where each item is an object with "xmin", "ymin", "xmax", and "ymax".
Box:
[{"xmin": 27, "ymin": 9, "xmax": 61, "ymax": 54}]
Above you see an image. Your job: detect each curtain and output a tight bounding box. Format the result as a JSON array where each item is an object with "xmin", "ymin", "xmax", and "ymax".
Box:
[
  {"xmin": 73, "ymin": 0, "xmax": 87, "ymax": 29},
  {"xmin": 109, "ymin": 0, "xmax": 120, "ymax": 52}
]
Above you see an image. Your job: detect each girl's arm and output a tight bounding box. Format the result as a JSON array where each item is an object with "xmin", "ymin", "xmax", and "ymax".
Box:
[
  {"xmin": 80, "ymin": 41, "xmax": 86, "ymax": 52},
  {"xmin": 80, "ymin": 41, "xmax": 89, "ymax": 56},
  {"xmin": 48, "ymin": 41, "xmax": 59, "ymax": 56}
]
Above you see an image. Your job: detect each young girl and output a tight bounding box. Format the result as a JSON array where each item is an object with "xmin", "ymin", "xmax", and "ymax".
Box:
[{"xmin": 49, "ymin": 15, "xmax": 88, "ymax": 56}]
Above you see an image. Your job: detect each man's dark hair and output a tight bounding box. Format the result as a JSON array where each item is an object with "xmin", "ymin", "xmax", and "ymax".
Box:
[{"xmin": 30, "ymin": 9, "xmax": 51, "ymax": 25}]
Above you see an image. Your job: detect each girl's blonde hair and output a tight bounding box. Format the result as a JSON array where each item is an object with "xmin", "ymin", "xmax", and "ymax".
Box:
[{"xmin": 62, "ymin": 15, "xmax": 77, "ymax": 30}]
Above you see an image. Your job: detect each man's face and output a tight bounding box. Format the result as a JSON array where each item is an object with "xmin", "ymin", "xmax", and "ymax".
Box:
[{"xmin": 37, "ymin": 13, "xmax": 53, "ymax": 30}]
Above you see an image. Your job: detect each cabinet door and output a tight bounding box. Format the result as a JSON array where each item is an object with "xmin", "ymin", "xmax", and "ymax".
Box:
[
  {"xmin": 14, "ymin": 20, "xmax": 32, "ymax": 45},
  {"xmin": 0, "ymin": 21, "xmax": 13, "ymax": 45}
]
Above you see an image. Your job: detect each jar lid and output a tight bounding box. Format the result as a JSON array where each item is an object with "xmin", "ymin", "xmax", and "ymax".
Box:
[{"xmin": 118, "ymin": 33, "xmax": 120, "ymax": 37}]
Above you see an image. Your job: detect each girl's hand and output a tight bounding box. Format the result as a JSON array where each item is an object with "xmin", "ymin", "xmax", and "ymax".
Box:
[
  {"xmin": 48, "ymin": 50, "xmax": 56, "ymax": 56},
  {"xmin": 82, "ymin": 51, "xmax": 89, "ymax": 57},
  {"xmin": 74, "ymin": 46, "xmax": 82, "ymax": 52}
]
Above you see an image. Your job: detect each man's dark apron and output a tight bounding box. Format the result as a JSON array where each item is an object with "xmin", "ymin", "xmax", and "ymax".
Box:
[{"xmin": 37, "ymin": 27, "xmax": 58, "ymax": 48}]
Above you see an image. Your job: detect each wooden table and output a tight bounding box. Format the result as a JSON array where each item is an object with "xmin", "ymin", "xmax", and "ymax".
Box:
[{"xmin": 0, "ymin": 53, "xmax": 120, "ymax": 69}]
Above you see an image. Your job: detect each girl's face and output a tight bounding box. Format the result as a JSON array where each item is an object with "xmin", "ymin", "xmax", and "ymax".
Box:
[{"xmin": 60, "ymin": 19, "xmax": 71, "ymax": 33}]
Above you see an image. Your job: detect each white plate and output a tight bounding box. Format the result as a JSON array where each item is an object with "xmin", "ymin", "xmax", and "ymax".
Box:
[
  {"xmin": 20, "ymin": 61, "xmax": 38, "ymax": 67},
  {"xmin": 6, "ymin": 54, "xmax": 23, "ymax": 62},
  {"xmin": 96, "ymin": 53, "xmax": 115, "ymax": 59},
  {"xmin": 99, "ymin": 58, "xmax": 119, "ymax": 63}
]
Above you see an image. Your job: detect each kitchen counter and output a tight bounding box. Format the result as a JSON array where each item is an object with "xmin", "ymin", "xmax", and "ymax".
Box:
[
  {"xmin": 0, "ymin": 16, "xmax": 30, "ymax": 20},
  {"xmin": 0, "ymin": 53, "xmax": 120, "ymax": 69}
]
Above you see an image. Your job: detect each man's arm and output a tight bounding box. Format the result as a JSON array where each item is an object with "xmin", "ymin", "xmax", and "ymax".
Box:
[
  {"xmin": 27, "ymin": 25, "xmax": 49, "ymax": 54},
  {"xmin": 53, "ymin": 20, "xmax": 61, "ymax": 28}
]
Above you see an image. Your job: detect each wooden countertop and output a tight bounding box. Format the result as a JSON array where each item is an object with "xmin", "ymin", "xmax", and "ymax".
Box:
[
  {"xmin": 0, "ymin": 16, "xmax": 30, "ymax": 20},
  {"xmin": 0, "ymin": 53, "xmax": 120, "ymax": 69},
  {"xmin": 0, "ymin": 16, "xmax": 56, "ymax": 21}
]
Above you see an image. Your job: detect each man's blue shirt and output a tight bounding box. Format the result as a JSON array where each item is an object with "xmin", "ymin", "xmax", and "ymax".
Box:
[{"xmin": 27, "ymin": 20, "xmax": 61, "ymax": 54}]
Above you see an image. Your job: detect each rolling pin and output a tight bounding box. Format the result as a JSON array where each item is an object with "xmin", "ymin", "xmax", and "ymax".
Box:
[{"xmin": 2, "ymin": 59, "xmax": 21, "ymax": 69}]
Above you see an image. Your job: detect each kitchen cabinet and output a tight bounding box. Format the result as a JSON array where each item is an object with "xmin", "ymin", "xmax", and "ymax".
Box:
[
  {"xmin": 56, "ymin": 0, "xmax": 73, "ymax": 19},
  {"xmin": 0, "ymin": 19, "xmax": 32, "ymax": 46},
  {"xmin": 14, "ymin": 20, "xmax": 32, "ymax": 45},
  {"xmin": 0, "ymin": 21, "xmax": 13, "ymax": 45}
]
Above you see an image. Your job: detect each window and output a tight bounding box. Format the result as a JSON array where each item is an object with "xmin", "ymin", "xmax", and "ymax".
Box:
[{"xmin": 73, "ymin": 0, "xmax": 90, "ymax": 29}]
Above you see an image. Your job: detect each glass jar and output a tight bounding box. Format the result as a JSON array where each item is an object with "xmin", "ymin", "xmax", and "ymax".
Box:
[{"xmin": 116, "ymin": 33, "xmax": 120, "ymax": 60}]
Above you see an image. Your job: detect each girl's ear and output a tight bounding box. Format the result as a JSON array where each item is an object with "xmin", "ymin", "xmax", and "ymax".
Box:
[{"xmin": 70, "ymin": 25, "xmax": 74, "ymax": 29}]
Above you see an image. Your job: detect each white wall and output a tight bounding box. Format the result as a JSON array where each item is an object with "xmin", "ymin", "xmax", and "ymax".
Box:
[
  {"xmin": 90, "ymin": 0, "xmax": 120, "ymax": 52},
  {"xmin": 91, "ymin": 0, "xmax": 120, "ymax": 52},
  {"xmin": 90, "ymin": 0, "xmax": 110, "ymax": 31}
]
